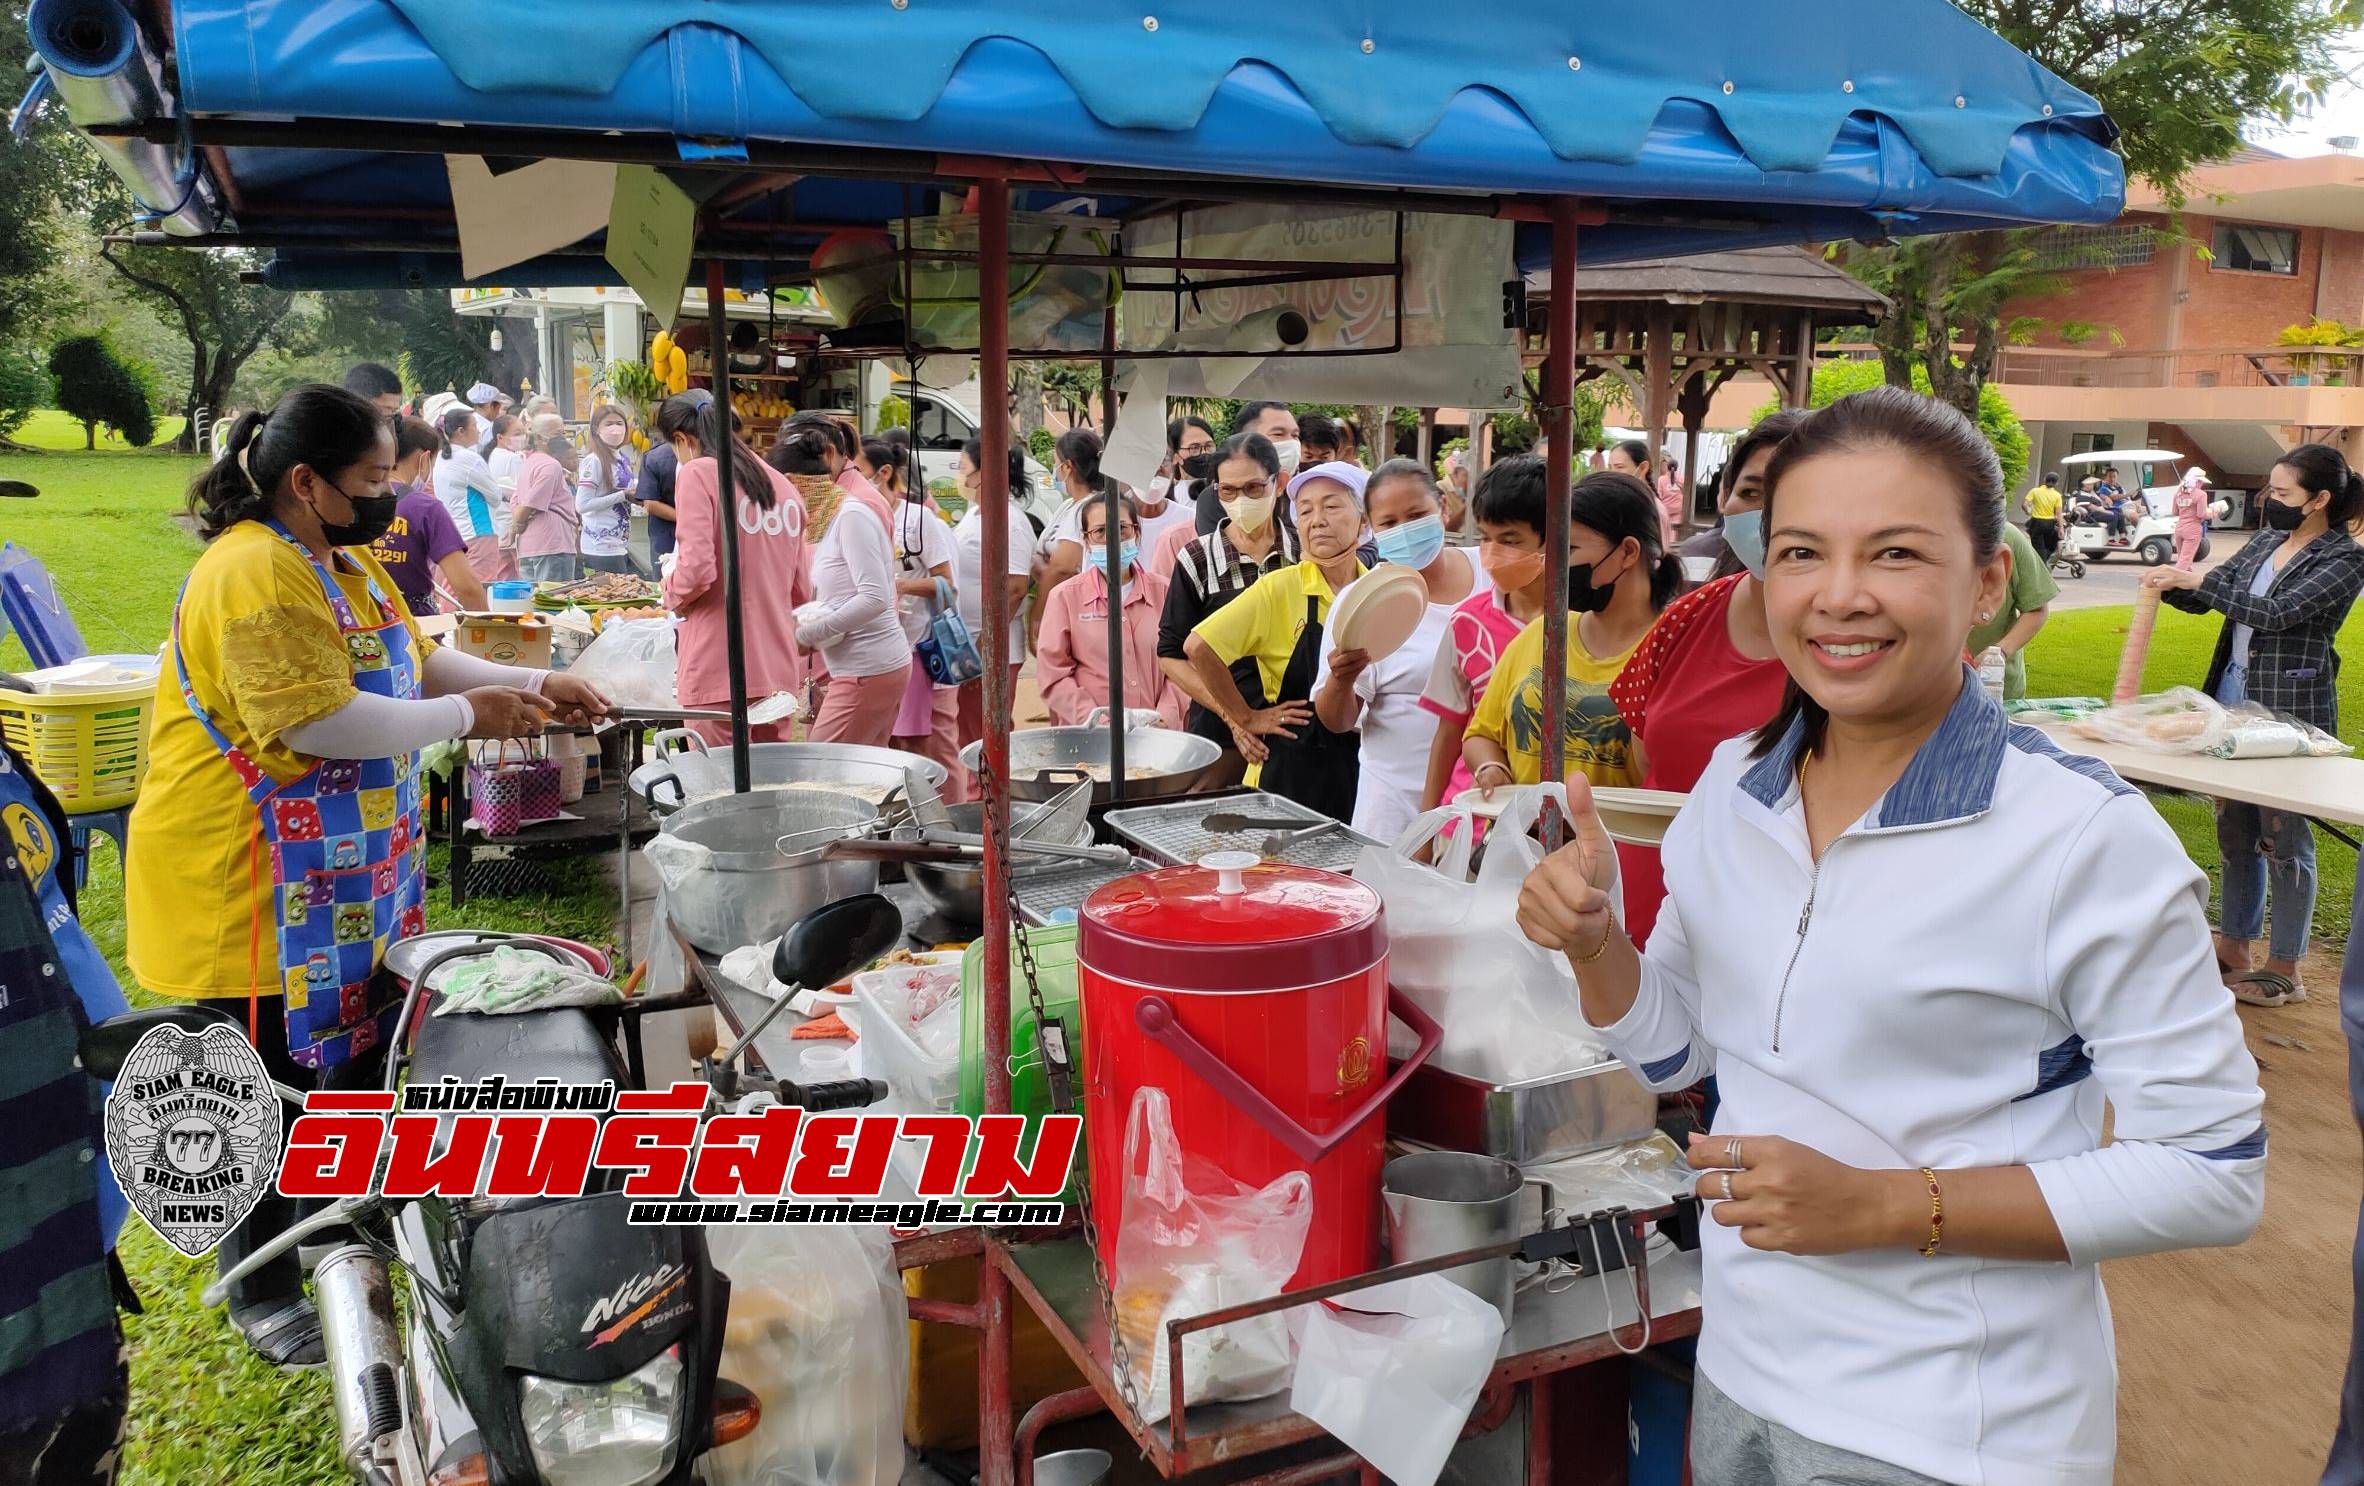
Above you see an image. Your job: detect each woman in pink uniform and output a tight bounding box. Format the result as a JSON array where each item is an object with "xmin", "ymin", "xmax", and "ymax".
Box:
[
  {"xmin": 2174, "ymin": 465, "xmax": 2212, "ymax": 570},
  {"xmin": 654, "ymin": 392, "xmax": 810, "ymax": 744}
]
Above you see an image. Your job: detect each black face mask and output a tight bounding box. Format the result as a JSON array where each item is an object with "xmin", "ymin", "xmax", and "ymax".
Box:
[
  {"xmin": 1181, "ymin": 451, "xmax": 1219, "ymax": 483},
  {"xmin": 321, "ymin": 486, "xmax": 400, "ymax": 547},
  {"xmin": 1566, "ymin": 548, "xmax": 1632, "ymax": 614},
  {"xmin": 2262, "ymin": 496, "xmax": 2313, "ymax": 531}
]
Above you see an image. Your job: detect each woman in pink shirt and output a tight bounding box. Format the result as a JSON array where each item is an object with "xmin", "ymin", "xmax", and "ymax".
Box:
[
  {"xmin": 2174, "ymin": 465, "xmax": 2212, "ymax": 570},
  {"xmin": 1036, "ymin": 492, "xmax": 1187, "ymax": 729},
  {"xmin": 509, "ymin": 420, "xmax": 584, "ymax": 584},
  {"xmin": 654, "ymin": 393, "xmax": 810, "ymax": 744}
]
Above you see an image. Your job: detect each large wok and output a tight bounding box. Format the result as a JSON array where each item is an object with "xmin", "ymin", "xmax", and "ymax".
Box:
[
  {"xmin": 629, "ymin": 731, "xmax": 947, "ymax": 814},
  {"xmin": 958, "ymin": 721, "xmax": 1219, "ymax": 806}
]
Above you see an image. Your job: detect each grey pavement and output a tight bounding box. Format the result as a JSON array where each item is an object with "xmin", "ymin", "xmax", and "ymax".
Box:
[{"xmin": 2044, "ymin": 541, "xmax": 2236, "ymax": 612}]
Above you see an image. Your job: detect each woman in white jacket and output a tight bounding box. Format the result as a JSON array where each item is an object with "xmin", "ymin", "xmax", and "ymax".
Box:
[{"xmin": 1520, "ymin": 386, "xmax": 2264, "ymax": 1486}]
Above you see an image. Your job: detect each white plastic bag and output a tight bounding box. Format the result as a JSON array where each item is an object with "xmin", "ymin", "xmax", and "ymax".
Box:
[
  {"xmin": 569, "ymin": 617, "xmax": 679, "ymax": 710},
  {"xmin": 1111, "ymin": 1087, "xmax": 1311, "ymax": 1425},
  {"xmin": 641, "ymin": 831, "xmax": 714, "ymax": 892},
  {"xmin": 703, "ymin": 1222, "xmax": 908, "ymax": 1486},
  {"xmin": 1289, "ymin": 1275, "xmax": 1507, "ymax": 1486},
  {"xmin": 2069, "ymin": 686, "xmax": 2354, "ymax": 759},
  {"xmin": 1362, "ymin": 785, "xmax": 1611, "ymax": 1083}
]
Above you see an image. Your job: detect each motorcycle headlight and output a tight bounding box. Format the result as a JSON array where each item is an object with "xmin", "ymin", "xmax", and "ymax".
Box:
[{"xmin": 517, "ymin": 1344, "xmax": 682, "ymax": 1486}]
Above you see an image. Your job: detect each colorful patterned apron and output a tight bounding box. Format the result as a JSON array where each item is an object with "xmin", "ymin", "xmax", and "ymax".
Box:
[{"xmin": 170, "ymin": 521, "xmax": 427, "ymax": 1069}]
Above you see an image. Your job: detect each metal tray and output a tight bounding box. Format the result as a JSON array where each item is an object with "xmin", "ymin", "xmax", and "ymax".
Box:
[
  {"xmin": 1387, "ymin": 1054, "xmax": 1659, "ymax": 1165},
  {"xmin": 1104, "ymin": 791, "xmax": 1380, "ymax": 874}
]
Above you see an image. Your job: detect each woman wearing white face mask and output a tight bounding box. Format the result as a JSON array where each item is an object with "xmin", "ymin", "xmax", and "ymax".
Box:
[
  {"xmin": 1608, "ymin": 409, "xmax": 1802, "ymax": 949},
  {"xmin": 1520, "ymin": 387, "xmax": 2264, "ymax": 1486},
  {"xmin": 1035, "ymin": 492, "xmax": 1186, "ymax": 728},
  {"xmin": 1312, "ymin": 460, "xmax": 1483, "ymax": 840},
  {"xmin": 573, "ymin": 404, "xmax": 640, "ymax": 575}
]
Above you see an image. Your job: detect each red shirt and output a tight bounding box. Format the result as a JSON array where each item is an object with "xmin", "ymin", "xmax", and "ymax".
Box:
[{"xmin": 1608, "ymin": 574, "xmax": 1788, "ymax": 948}]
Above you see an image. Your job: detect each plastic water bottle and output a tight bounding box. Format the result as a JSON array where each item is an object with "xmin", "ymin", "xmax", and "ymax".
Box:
[{"xmin": 1978, "ymin": 647, "xmax": 2007, "ymax": 702}]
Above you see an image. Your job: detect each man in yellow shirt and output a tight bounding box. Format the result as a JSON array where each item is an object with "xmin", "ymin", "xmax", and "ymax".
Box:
[
  {"xmin": 2025, "ymin": 471, "xmax": 2064, "ymax": 569},
  {"xmin": 1184, "ymin": 459, "xmax": 1367, "ymax": 817}
]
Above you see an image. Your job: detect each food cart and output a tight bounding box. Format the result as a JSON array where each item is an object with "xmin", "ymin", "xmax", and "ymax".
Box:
[{"xmin": 29, "ymin": 1, "xmax": 2126, "ymax": 1479}]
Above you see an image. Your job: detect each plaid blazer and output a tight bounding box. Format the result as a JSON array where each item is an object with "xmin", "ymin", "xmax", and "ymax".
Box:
[{"xmin": 2163, "ymin": 527, "xmax": 2364, "ymax": 730}]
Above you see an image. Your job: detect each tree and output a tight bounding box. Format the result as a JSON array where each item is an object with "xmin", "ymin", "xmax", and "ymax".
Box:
[
  {"xmin": 0, "ymin": 351, "xmax": 50, "ymax": 447},
  {"xmin": 48, "ymin": 334, "xmax": 156, "ymax": 448},
  {"xmin": 1844, "ymin": 0, "xmax": 2361, "ymax": 415},
  {"xmin": 1753, "ymin": 358, "xmax": 2031, "ymax": 491},
  {"xmin": 97, "ymin": 238, "xmax": 296, "ymax": 451}
]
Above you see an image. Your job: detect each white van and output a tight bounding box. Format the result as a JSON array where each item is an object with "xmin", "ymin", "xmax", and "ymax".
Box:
[{"xmin": 897, "ymin": 383, "xmax": 1061, "ymax": 529}]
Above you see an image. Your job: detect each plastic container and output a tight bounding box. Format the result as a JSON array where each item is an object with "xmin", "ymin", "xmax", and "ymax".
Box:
[
  {"xmin": 842, "ymin": 951, "xmax": 961, "ymax": 1038},
  {"xmin": 0, "ymin": 676, "xmax": 157, "ymax": 811},
  {"xmin": 853, "ymin": 962, "xmax": 965, "ymax": 1115},
  {"xmin": 486, "ymin": 581, "xmax": 536, "ymax": 615}
]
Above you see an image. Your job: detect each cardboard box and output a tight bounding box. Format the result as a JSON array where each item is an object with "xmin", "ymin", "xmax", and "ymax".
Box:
[{"xmin": 451, "ymin": 613, "xmax": 552, "ymax": 670}]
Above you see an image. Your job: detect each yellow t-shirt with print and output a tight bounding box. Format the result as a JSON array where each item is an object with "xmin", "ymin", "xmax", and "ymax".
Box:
[
  {"xmin": 1466, "ymin": 616, "xmax": 1642, "ymax": 788},
  {"xmin": 1191, "ymin": 558, "xmax": 1362, "ymax": 786},
  {"xmin": 127, "ymin": 522, "xmax": 428, "ymax": 1000}
]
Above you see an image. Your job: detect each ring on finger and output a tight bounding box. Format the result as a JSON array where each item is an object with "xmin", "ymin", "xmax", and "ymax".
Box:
[
  {"xmin": 1724, "ymin": 1135, "xmax": 1742, "ymax": 1166},
  {"xmin": 1718, "ymin": 1172, "xmax": 1734, "ymax": 1202}
]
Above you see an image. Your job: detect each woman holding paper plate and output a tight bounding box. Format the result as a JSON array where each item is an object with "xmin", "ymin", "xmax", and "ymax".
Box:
[{"xmin": 1520, "ymin": 387, "xmax": 2263, "ymax": 1486}]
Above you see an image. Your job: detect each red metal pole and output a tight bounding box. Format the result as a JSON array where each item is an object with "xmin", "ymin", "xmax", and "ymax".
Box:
[
  {"xmin": 1539, "ymin": 199, "xmax": 1580, "ymax": 849},
  {"xmin": 975, "ymin": 170, "xmax": 1019, "ymax": 1486}
]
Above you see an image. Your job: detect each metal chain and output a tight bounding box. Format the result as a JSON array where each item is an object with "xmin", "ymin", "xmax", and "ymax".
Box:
[{"xmin": 974, "ymin": 751, "xmax": 1143, "ymax": 1422}]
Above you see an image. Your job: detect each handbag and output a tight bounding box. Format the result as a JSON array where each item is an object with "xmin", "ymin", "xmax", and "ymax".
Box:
[
  {"xmin": 915, "ymin": 577, "xmax": 985, "ymax": 686},
  {"xmin": 469, "ymin": 738, "xmax": 562, "ymax": 835}
]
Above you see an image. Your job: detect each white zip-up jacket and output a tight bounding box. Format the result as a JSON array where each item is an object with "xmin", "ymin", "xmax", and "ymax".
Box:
[{"xmin": 1597, "ymin": 672, "xmax": 2264, "ymax": 1486}]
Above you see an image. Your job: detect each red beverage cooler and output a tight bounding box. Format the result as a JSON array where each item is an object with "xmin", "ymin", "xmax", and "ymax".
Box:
[{"xmin": 1077, "ymin": 853, "xmax": 1441, "ymax": 1288}]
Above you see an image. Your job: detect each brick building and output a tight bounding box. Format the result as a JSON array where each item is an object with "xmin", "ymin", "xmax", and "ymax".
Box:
[{"xmin": 1989, "ymin": 146, "xmax": 2364, "ymax": 517}]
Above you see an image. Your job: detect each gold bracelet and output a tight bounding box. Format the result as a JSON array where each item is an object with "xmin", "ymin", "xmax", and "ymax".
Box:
[
  {"xmin": 1917, "ymin": 1167, "xmax": 1945, "ymax": 1257},
  {"xmin": 1571, "ymin": 924, "xmax": 1615, "ymax": 964}
]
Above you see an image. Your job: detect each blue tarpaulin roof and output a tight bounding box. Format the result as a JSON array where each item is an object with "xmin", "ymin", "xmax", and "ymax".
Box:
[{"xmin": 65, "ymin": 0, "xmax": 2127, "ymax": 282}]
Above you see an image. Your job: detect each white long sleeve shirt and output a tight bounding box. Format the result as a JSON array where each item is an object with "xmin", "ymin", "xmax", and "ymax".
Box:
[
  {"xmin": 799, "ymin": 501, "xmax": 908, "ymax": 679},
  {"xmin": 1598, "ymin": 673, "xmax": 2264, "ymax": 1486}
]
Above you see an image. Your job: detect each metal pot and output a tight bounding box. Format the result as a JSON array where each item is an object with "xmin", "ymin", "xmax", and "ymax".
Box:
[
  {"xmin": 905, "ymin": 801, "xmax": 1093, "ymax": 929},
  {"xmin": 629, "ymin": 732, "xmax": 948, "ymax": 815},
  {"xmin": 957, "ymin": 723, "xmax": 1219, "ymax": 806},
  {"xmin": 659, "ymin": 790, "xmax": 881, "ymax": 955}
]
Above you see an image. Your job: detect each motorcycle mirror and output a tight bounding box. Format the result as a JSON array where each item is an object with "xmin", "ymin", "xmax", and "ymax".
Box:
[
  {"xmin": 773, "ymin": 893, "xmax": 902, "ymax": 991},
  {"xmin": 78, "ymin": 1003, "xmax": 242, "ymax": 1082}
]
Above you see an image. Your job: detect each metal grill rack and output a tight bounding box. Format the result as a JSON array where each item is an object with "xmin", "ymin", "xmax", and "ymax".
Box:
[
  {"xmin": 1014, "ymin": 857, "xmax": 1145, "ymax": 925},
  {"xmin": 1104, "ymin": 792, "xmax": 1380, "ymax": 874}
]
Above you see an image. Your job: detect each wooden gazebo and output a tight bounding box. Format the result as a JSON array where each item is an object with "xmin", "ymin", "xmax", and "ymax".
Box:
[{"xmin": 1528, "ymin": 245, "xmax": 1889, "ymax": 520}]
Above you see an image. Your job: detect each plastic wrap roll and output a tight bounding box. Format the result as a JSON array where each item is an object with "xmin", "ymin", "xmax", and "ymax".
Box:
[
  {"xmin": 2114, "ymin": 585, "xmax": 2161, "ymax": 703},
  {"xmin": 27, "ymin": 0, "xmax": 219, "ymax": 236}
]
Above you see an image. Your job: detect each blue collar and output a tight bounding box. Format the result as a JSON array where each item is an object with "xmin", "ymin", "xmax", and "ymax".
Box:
[{"xmin": 1738, "ymin": 666, "xmax": 2009, "ymax": 831}]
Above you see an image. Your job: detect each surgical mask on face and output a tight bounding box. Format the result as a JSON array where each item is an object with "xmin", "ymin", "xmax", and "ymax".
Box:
[
  {"xmin": 599, "ymin": 423, "xmax": 629, "ymax": 448},
  {"xmin": 1223, "ymin": 492, "xmax": 1276, "ymax": 535},
  {"xmin": 1479, "ymin": 541, "xmax": 1545, "ymax": 591},
  {"xmin": 319, "ymin": 484, "xmax": 400, "ymax": 547},
  {"xmin": 1565, "ymin": 547, "xmax": 1632, "ymax": 615},
  {"xmin": 1722, "ymin": 507, "xmax": 1768, "ymax": 578},
  {"xmin": 2262, "ymin": 495, "xmax": 2313, "ymax": 531},
  {"xmin": 1089, "ymin": 540, "xmax": 1140, "ymax": 581},
  {"xmin": 1374, "ymin": 513, "xmax": 1447, "ymax": 570},
  {"xmin": 1269, "ymin": 438, "xmax": 1302, "ymax": 478},
  {"xmin": 1182, "ymin": 450, "xmax": 1219, "ymax": 483},
  {"xmin": 1148, "ymin": 475, "xmax": 1173, "ymax": 504}
]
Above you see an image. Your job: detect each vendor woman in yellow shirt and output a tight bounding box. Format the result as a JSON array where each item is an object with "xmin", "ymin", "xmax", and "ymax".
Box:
[
  {"xmin": 126, "ymin": 383, "xmax": 606, "ymax": 1365},
  {"xmin": 1464, "ymin": 466, "xmax": 1676, "ymax": 791}
]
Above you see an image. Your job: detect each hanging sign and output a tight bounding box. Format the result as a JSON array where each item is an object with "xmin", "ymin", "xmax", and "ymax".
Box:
[{"xmin": 605, "ymin": 166, "xmax": 698, "ymax": 332}]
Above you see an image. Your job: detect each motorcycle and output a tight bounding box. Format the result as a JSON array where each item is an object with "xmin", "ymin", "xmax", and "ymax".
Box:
[{"xmin": 79, "ymin": 893, "xmax": 903, "ymax": 1486}]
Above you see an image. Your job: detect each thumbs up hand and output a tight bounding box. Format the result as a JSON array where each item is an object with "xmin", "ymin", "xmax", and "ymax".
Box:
[{"xmin": 1516, "ymin": 778, "xmax": 1621, "ymax": 960}]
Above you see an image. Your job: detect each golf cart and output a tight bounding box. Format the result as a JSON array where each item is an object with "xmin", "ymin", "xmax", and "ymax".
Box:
[{"xmin": 2057, "ymin": 448, "xmax": 2229, "ymax": 567}]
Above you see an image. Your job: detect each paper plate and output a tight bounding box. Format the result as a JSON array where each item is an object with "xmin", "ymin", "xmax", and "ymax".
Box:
[
  {"xmin": 1328, "ymin": 566, "xmax": 1429, "ymax": 661},
  {"xmin": 1589, "ymin": 787, "xmax": 1688, "ymax": 846},
  {"xmin": 1449, "ymin": 786, "xmax": 1514, "ymax": 820}
]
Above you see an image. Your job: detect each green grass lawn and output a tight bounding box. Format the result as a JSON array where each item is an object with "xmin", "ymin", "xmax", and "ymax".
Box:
[
  {"xmin": 8, "ymin": 408, "xmax": 190, "ymax": 453},
  {"xmin": 1, "ymin": 437, "xmax": 2354, "ymax": 1482},
  {"xmin": 2020, "ymin": 602, "xmax": 2363, "ymax": 947}
]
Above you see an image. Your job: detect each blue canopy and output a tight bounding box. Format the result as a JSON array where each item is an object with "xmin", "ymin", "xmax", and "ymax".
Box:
[{"xmin": 37, "ymin": 0, "xmax": 2125, "ymax": 282}]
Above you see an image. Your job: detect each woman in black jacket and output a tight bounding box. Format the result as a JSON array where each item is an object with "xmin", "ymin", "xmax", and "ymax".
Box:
[{"xmin": 2145, "ymin": 442, "xmax": 2364, "ymax": 1007}]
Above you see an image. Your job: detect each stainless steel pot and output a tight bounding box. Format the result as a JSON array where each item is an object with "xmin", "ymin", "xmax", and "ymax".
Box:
[
  {"xmin": 659, "ymin": 790, "xmax": 881, "ymax": 955},
  {"xmin": 629, "ymin": 732, "xmax": 948, "ymax": 814},
  {"xmin": 957, "ymin": 723, "xmax": 1219, "ymax": 806},
  {"xmin": 904, "ymin": 800, "xmax": 1093, "ymax": 929},
  {"xmin": 1382, "ymin": 1151, "xmax": 1551, "ymax": 1327}
]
